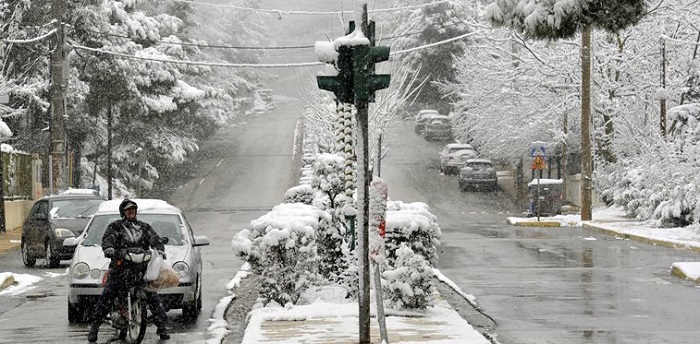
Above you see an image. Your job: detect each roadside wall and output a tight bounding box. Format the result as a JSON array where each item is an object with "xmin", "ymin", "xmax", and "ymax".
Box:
[{"xmin": 4, "ymin": 200, "xmax": 33, "ymax": 231}]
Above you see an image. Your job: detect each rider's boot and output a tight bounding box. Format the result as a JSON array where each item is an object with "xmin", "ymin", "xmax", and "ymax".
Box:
[
  {"xmin": 87, "ymin": 323, "xmax": 99, "ymax": 342},
  {"xmin": 156, "ymin": 326, "xmax": 170, "ymax": 340}
]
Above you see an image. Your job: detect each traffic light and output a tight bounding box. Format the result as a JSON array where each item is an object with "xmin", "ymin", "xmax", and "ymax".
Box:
[
  {"xmin": 317, "ymin": 45, "xmax": 354, "ymax": 104},
  {"xmin": 353, "ymin": 44, "xmax": 390, "ymax": 102}
]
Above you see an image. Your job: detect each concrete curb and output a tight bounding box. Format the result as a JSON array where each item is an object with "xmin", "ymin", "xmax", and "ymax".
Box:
[
  {"xmin": 512, "ymin": 221, "xmax": 561, "ymax": 227},
  {"xmin": 582, "ymin": 223, "xmax": 700, "ymax": 254}
]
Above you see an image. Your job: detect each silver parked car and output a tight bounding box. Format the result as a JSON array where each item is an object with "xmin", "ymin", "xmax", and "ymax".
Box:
[
  {"xmin": 458, "ymin": 159, "xmax": 498, "ymax": 191},
  {"xmin": 438, "ymin": 143, "xmax": 478, "ymax": 174},
  {"xmin": 64, "ymin": 199, "xmax": 209, "ymax": 323}
]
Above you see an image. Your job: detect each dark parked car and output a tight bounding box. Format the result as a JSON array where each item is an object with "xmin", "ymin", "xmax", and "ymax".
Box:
[
  {"xmin": 414, "ymin": 109, "xmax": 439, "ymax": 133},
  {"xmin": 458, "ymin": 159, "xmax": 498, "ymax": 191},
  {"xmin": 423, "ymin": 115, "xmax": 453, "ymax": 141},
  {"xmin": 21, "ymin": 189, "xmax": 104, "ymax": 268}
]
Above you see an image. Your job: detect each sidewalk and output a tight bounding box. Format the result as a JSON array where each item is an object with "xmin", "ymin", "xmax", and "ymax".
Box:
[{"xmin": 231, "ymin": 207, "xmax": 700, "ymax": 344}]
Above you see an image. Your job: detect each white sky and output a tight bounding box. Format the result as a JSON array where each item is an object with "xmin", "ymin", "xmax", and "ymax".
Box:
[{"xmin": 3, "ymin": 205, "xmax": 700, "ymax": 343}]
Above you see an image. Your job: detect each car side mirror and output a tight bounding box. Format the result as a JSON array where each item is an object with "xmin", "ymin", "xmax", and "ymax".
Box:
[
  {"xmin": 63, "ymin": 237, "xmax": 79, "ymax": 247},
  {"xmin": 193, "ymin": 236, "xmax": 210, "ymax": 247}
]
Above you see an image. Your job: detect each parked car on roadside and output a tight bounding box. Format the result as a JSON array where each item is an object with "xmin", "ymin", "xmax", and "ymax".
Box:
[
  {"xmin": 441, "ymin": 148, "xmax": 478, "ymax": 175},
  {"xmin": 439, "ymin": 143, "xmax": 477, "ymax": 164},
  {"xmin": 64, "ymin": 199, "xmax": 210, "ymax": 323},
  {"xmin": 422, "ymin": 115, "xmax": 453, "ymax": 141},
  {"xmin": 21, "ymin": 189, "xmax": 105, "ymax": 268},
  {"xmin": 414, "ymin": 109, "xmax": 439, "ymax": 133},
  {"xmin": 458, "ymin": 159, "xmax": 498, "ymax": 191}
]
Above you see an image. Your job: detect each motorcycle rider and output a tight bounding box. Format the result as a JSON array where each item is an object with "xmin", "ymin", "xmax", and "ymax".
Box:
[{"xmin": 88, "ymin": 199, "xmax": 170, "ymax": 342}]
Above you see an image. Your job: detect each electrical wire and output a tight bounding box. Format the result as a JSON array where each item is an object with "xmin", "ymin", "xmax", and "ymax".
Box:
[
  {"xmin": 170, "ymin": 0, "xmax": 451, "ymax": 15},
  {"xmin": 67, "ymin": 43, "xmax": 323, "ymax": 68},
  {"xmin": 68, "ymin": 26, "xmax": 484, "ymax": 69},
  {"xmin": 1, "ymin": 29, "xmax": 57, "ymax": 44}
]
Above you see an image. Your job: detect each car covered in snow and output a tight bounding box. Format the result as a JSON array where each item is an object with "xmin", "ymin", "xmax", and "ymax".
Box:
[
  {"xmin": 64, "ymin": 199, "xmax": 210, "ymax": 323},
  {"xmin": 414, "ymin": 109, "xmax": 440, "ymax": 133},
  {"xmin": 422, "ymin": 115, "xmax": 453, "ymax": 141}
]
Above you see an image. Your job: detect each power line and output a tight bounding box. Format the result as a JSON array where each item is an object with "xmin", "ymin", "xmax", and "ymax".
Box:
[
  {"xmin": 68, "ymin": 43, "xmax": 323, "ymax": 68},
  {"xmin": 1, "ymin": 29, "xmax": 56, "ymax": 44},
  {"xmin": 68, "ymin": 27, "xmax": 484, "ymax": 69},
  {"xmin": 170, "ymin": 0, "xmax": 451, "ymax": 15}
]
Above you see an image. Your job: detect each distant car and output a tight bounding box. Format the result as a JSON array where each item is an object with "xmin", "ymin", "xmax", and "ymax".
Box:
[
  {"xmin": 64, "ymin": 199, "xmax": 210, "ymax": 323},
  {"xmin": 439, "ymin": 143, "xmax": 477, "ymax": 165},
  {"xmin": 414, "ymin": 109, "xmax": 440, "ymax": 133},
  {"xmin": 458, "ymin": 159, "xmax": 498, "ymax": 191},
  {"xmin": 21, "ymin": 189, "xmax": 105, "ymax": 268},
  {"xmin": 422, "ymin": 115, "xmax": 453, "ymax": 141},
  {"xmin": 442, "ymin": 149, "xmax": 478, "ymax": 175}
]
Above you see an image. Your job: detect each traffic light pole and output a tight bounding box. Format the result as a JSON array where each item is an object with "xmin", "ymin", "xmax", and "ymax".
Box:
[{"xmin": 315, "ymin": 5, "xmax": 391, "ymax": 343}]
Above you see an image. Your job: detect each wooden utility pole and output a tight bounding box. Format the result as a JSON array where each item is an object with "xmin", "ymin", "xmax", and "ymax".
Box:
[
  {"xmin": 660, "ymin": 38, "xmax": 667, "ymax": 137},
  {"xmin": 580, "ymin": 27, "xmax": 593, "ymax": 221},
  {"xmin": 50, "ymin": 0, "xmax": 66, "ymax": 194}
]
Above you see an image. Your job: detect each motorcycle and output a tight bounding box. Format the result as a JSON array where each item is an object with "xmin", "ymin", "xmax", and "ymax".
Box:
[{"xmin": 102, "ymin": 247, "xmax": 153, "ymax": 344}]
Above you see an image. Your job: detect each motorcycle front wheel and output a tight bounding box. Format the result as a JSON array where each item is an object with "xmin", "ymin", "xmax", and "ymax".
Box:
[{"xmin": 124, "ymin": 290, "xmax": 148, "ymax": 344}]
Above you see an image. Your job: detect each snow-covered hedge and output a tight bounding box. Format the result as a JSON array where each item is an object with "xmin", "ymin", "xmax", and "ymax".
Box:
[
  {"xmin": 231, "ymin": 203, "xmax": 329, "ymax": 305},
  {"xmin": 384, "ymin": 201, "xmax": 442, "ymax": 266}
]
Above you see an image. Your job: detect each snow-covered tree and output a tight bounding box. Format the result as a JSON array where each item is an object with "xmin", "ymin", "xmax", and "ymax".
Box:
[{"xmin": 388, "ymin": 0, "xmax": 471, "ymax": 112}]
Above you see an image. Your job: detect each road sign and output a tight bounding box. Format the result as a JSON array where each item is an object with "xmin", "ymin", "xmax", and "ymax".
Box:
[
  {"xmin": 0, "ymin": 94, "xmax": 9, "ymax": 104},
  {"xmin": 529, "ymin": 141, "xmax": 547, "ymax": 157},
  {"xmin": 531, "ymin": 155, "xmax": 546, "ymax": 170}
]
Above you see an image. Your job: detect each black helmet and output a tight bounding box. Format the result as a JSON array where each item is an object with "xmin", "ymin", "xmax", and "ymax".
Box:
[{"xmin": 119, "ymin": 199, "xmax": 138, "ymax": 218}]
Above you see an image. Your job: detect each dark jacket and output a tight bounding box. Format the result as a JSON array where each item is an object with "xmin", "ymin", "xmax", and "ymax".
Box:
[{"xmin": 102, "ymin": 219, "xmax": 165, "ymax": 270}]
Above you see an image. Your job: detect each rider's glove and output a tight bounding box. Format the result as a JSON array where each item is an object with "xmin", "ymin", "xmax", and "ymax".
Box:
[
  {"xmin": 104, "ymin": 247, "xmax": 115, "ymax": 258},
  {"xmin": 157, "ymin": 250, "xmax": 166, "ymax": 259}
]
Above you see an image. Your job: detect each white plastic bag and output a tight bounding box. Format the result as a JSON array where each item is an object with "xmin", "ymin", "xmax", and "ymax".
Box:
[
  {"xmin": 144, "ymin": 248, "xmax": 163, "ymax": 282},
  {"xmin": 149, "ymin": 260, "xmax": 180, "ymax": 290}
]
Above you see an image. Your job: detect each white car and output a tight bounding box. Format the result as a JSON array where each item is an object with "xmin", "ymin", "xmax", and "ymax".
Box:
[
  {"xmin": 64, "ymin": 199, "xmax": 209, "ymax": 323},
  {"xmin": 439, "ymin": 143, "xmax": 478, "ymax": 174}
]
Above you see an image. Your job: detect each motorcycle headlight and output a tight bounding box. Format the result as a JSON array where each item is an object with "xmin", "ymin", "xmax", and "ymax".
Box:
[
  {"xmin": 72, "ymin": 262, "xmax": 90, "ymax": 279},
  {"xmin": 54, "ymin": 227, "xmax": 75, "ymax": 238},
  {"xmin": 172, "ymin": 261, "xmax": 189, "ymax": 278}
]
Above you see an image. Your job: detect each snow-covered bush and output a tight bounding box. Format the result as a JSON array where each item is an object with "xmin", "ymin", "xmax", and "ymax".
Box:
[
  {"xmin": 282, "ymin": 184, "xmax": 315, "ymax": 205},
  {"xmin": 597, "ymin": 104, "xmax": 700, "ymax": 227},
  {"xmin": 384, "ymin": 201, "xmax": 441, "ymax": 266},
  {"xmin": 231, "ymin": 203, "xmax": 328, "ymax": 305},
  {"xmin": 382, "ymin": 244, "xmax": 435, "ymax": 310},
  {"xmin": 311, "ymin": 153, "xmax": 348, "ymax": 208},
  {"xmin": 315, "ymin": 208, "xmax": 349, "ymax": 283}
]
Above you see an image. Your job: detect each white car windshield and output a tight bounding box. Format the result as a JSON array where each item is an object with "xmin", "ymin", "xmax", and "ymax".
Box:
[{"xmin": 82, "ymin": 214, "xmax": 184, "ymax": 246}]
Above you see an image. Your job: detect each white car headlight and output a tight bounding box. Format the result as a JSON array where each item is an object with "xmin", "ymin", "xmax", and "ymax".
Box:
[
  {"xmin": 54, "ymin": 227, "xmax": 75, "ymax": 237},
  {"xmin": 72, "ymin": 263, "xmax": 90, "ymax": 279},
  {"xmin": 172, "ymin": 261, "xmax": 189, "ymax": 278}
]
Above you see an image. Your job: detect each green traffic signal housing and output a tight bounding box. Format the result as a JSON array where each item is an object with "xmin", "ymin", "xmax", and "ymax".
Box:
[
  {"xmin": 353, "ymin": 44, "xmax": 391, "ymax": 102},
  {"xmin": 317, "ymin": 45, "xmax": 354, "ymax": 104}
]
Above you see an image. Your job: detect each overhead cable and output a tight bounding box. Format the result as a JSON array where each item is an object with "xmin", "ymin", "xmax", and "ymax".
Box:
[
  {"xmin": 68, "ymin": 43, "xmax": 323, "ymax": 68},
  {"xmin": 1, "ymin": 29, "xmax": 57, "ymax": 44},
  {"xmin": 170, "ymin": 0, "xmax": 451, "ymax": 15}
]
